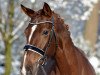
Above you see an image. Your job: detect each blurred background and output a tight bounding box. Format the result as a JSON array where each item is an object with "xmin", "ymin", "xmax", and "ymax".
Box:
[{"xmin": 0, "ymin": 0, "xmax": 100, "ymax": 75}]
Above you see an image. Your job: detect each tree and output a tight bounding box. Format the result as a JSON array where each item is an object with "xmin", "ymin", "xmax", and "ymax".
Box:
[
  {"xmin": 0, "ymin": 0, "xmax": 14, "ymax": 75},
  {"xmin": 84, "ymin": 1, "xmax": 100, "ymax": 51},
  {"xmin": 0, "ymin": 0, "xmax": 29, "ymax": 74}
]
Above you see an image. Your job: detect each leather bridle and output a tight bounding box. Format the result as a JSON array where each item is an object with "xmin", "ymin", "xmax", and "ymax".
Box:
[{"xmin": 23, "ymin": 17, "xmax": 58, "ymax": 65}]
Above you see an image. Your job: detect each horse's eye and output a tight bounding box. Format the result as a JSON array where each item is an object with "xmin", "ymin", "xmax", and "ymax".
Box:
[{"xmin": 42, "ymin": 30, "xmax": 49, "ymax": 35}]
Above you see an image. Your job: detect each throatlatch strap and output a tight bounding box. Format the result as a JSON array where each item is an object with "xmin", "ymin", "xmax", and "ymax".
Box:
[{"xmin": 24, "ymin": 45, "xmax": 44, "ymax": 56}]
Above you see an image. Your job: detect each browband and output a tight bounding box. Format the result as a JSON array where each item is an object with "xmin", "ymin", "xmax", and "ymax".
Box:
[{"xmin": 29, "ymin": 21, "xmax": 52, "ymax": 25}]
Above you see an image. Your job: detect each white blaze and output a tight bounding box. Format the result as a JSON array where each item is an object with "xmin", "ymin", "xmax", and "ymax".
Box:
[
  {"xmin": 28, "ymin": 25, "xmax": 37, "ymax": 43},
  {"xmin": 21, "ymin": 25, "xmax": 37, "ymax": 75},
  {"xmin": 21, "ymin": 52, "xmax": 27, "ymax": 75}
]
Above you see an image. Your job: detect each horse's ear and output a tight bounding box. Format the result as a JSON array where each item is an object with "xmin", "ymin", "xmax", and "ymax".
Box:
[
  {"xmin": 43, "ymin": 2, "xmax": 52, "ymax": 17},
  {"xmin": 21, "ymin": 4, "xmax": 35, "ymax": 18}
]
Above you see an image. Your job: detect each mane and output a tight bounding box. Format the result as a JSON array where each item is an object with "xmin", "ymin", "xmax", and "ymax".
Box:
[
  {"xmin": 35, "ymin": 9, "xmax": 69, "ymax": 31},
  {"xmin": 52, "ymin": 12, "xmax": 69, "ymax": 34}
]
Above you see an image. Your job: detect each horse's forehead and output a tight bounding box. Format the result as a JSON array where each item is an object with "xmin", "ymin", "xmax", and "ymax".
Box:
[
  {"xmin": 31, "ymin": 10, "xmax": 53, "ymax": 22},
  {"xmin": 31, "ymin": 16, "xmax": 47, "ymax": 22}
]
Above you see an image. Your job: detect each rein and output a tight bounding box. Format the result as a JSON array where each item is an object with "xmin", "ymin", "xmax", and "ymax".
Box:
[{"xmin": 23, "ymin": 17, "xmax": 58, "ymax": 74}]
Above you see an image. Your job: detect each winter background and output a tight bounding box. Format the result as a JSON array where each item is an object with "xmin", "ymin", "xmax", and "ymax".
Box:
[{"xmin": 0, "ymin": 0, "xmax": 100, "ymax": 75}]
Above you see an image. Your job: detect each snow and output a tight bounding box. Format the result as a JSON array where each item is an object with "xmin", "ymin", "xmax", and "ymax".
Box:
[
  {"xmin": 0, "ymin": 0, "xmax": 100, "ymax": 75},
  {"xmin": 30, "ymin": 0, "xmax": 35, "ymax": 3},
  {"xmin": 89, "ymin": 56, "xmax": 99, "ymax": 69}
]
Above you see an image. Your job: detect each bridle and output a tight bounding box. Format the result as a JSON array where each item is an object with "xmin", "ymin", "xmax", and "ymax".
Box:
[
  {"xmin": 24, "ymin": 17, "xmax": 58, "ymax": 56},
  {"xmin": 23, "ymin": 17, "xmax": 58, "ymax": 74}
]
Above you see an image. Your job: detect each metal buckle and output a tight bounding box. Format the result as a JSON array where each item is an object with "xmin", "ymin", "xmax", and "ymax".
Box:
[{"xmin": 38, "ymin": 55, "xmax": 47, "ymax": 65}]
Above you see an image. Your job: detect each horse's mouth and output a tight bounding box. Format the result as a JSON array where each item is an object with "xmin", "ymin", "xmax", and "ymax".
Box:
[{"xmin": 21, "ymin": 62, "xmax": 39, "ymax": 75}]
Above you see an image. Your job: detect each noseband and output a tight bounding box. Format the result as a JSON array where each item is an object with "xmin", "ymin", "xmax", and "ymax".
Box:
[{"xmin": 23, "ymin": 17, "xmax": 58, "ymax": 62}]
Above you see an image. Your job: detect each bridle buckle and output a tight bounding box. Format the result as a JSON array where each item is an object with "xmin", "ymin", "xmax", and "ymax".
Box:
[{"xmin": 38, "ymin": 55, "xmax": 47, "ymax": 65}]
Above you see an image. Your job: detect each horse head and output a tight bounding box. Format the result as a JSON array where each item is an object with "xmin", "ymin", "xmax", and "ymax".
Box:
[
  {"xmin": 20, "ymin": 2, "xmax": 96, "ymax": 75},
  {"xmin": 20, "ymin": 2, "xmax": 69, "ymax": 75}
]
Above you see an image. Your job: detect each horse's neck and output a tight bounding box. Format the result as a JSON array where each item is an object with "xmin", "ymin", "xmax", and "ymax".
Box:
[
  {"xmin": 54, "ymin": 32, "xmax": 95, "ymax": 75},
  {"xmin": 58, "ymin": 31, "xmax": 75, "ymax": 54},
  {"xmin": 54, "ymin": 31, "xmax": 80, "ymax": 75}
]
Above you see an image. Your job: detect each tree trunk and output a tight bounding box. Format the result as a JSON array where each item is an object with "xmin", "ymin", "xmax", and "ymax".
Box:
[
  {"xmin": 4, "ymin": 39, "xmax": 12, "ymax": 75},
  {"xmin": 84, "ymin": 2, "xmax": 99, "ymax": 51},
  {"xmin": 4, "ymin": 0, "xmax": 14, "ymax": 75}
]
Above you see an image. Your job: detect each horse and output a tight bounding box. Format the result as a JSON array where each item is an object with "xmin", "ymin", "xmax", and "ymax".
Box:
[{"xmin": 20, "ymin": 2, "xmax": 96, "ymax": 75}]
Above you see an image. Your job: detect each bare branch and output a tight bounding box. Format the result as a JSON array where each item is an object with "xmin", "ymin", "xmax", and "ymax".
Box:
[
  {"xmin": 9, "ymin": 34, "xmax": 19, "ymax": 43},
  {"xmin": 12, "ymin": 17, "xmax": 28, "ymax": 35}
]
